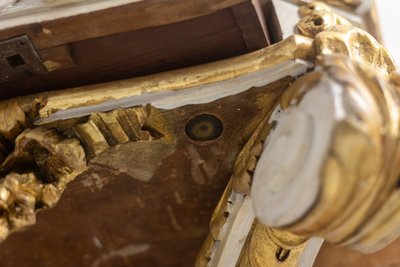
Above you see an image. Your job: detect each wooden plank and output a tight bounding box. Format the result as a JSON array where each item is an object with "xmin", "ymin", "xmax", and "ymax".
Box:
[
  {"xmin": 231, "ymin": 1, "xmax": 269, "ymax": 50},
  {"xmin": 0, "ymin": 6, "xmax": 263, "ymax": 99},
  {"xmin": 39, "ymin": 44, "xmax": 76, "ymax": 72},
  {"xmin": 0, "ymin": 0, "xmax": 248, "ymax": 50}
]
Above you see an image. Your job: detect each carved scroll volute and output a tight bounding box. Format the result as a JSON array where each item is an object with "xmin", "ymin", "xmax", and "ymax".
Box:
[
  {"xmin": 251, "ymin": 54, "xmax": 400, "ymax": 253},
  {"xmin": 297, "ymin": 1, "xmax": 396, "ymax": 75}
]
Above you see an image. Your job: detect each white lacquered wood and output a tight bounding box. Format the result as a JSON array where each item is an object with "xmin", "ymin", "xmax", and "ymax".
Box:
[
  {"xmin": 252, "ymin": 78, "xmax": 344, "ymax": 227},
  {"xmin": 209, "ymin": 193, "xmax": 255, "ymax": 267},
  {"xmin": 299, "ymin": 237, "xmax": 324, "ymax": 267}
]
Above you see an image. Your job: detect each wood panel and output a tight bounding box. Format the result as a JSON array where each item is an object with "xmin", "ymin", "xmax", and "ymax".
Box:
[
  {"xmin": 0, "ymin": 1, "xmax": 268, "ymax": 100},
  {"xmin": 315, "ymin": 239, "xmax": 400, "ymax": 267},
  {"xmin": 0, "ymin": 78, "xmax": 290, "ymax": 267},
  {"xmin": 0, "ymin": 0, "xmax": 247, "ymax": 50}
]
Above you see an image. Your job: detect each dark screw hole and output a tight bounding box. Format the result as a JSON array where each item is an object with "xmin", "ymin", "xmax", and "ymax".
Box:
[
  {"xmin": 313, "ymin": 18, "xmax": 324, "ymax": 26},
  {"xmin": 6, "ymin": 54, "xmax": 25, "ymax": 68},
  {"xmin": 276, "ymin": 247, "xmax": 291, "ymax": 262},
  {"xmin": 185, "ymin": 114, "xmax": 223, "ymax": 142}
]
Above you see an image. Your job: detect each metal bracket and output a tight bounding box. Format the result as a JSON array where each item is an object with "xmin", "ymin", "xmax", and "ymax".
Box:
[{"xmin": 0, "ymin": 35, "xmax": 47, "ymax": 83}]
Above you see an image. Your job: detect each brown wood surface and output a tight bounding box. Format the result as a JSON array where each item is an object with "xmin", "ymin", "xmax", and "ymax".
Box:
[
  {"xmin": 232, "ymin": 1, "xmax": 270, "ymax": 50},
  {"xmin": 0, "ymin": 0, "xmax": 247, "ymax": 50},
  {"xmin": 0, "ymin": 78, "xmax": 289, "ymax": 267},
  {"xmin": 315, "ymin": 239, "xmax": 400, "ymax": 267}
]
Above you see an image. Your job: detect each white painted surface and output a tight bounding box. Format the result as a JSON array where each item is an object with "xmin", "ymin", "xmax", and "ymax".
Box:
[
  {"xmin": 209, "ymin": 193, "xmax": 255, "ymax": 267},
  {"xmin": 37, "ymin": 60, "xmax": 310, "ymax": 124},
  {"xmin": 252, "ymin": 78, "xmax": 344, "ymax": 227},
  {"xmin": 0, "ymin": 0, "xmax": 16, "ymax": 11},
  {"xmin": 272, "ymin": 0, "xmax": 301, "ymax": 38},
  {"xmin": 299, "ymin": 237, "xmax": 325, "ymax": 267},
  {"xmin": 376, "ymin": 0, "xmax": 400, "ymax": 66}
]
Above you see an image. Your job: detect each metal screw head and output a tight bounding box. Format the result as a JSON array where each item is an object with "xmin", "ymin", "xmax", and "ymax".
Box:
[{"xmin": 276, "ymin": 247, "xmax": 291, "ymax": 262}]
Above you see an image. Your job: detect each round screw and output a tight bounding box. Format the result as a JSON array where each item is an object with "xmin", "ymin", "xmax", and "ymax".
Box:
[{"xmin": 185, "ymin": 114, "xmax": 223, "ymax": 142}]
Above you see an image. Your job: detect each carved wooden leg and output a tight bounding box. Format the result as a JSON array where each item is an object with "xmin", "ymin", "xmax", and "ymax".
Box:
[
  {"xmin": 253, "ymin": 54, "xmax": 400, "ymax": 254},
  {"xmin": 196, "ymin": 1, "xmax": 400, "ymax": 266}
]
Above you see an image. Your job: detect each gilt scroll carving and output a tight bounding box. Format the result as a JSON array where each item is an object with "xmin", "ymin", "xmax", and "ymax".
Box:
[
  {"xmin": 196, "ymin": 1, "xmax": 400, "ymax": 266},
  {"xmin": 253, "ymin": 6, "xmax": 400, "ymax": 251}
]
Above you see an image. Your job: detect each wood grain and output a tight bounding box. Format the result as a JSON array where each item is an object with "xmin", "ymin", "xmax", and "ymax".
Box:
[
  {"xmin": 0, "ymin": 0, "xmax": 268, "ymax": 100},
  {"xmin": 315, "ymin": 239, "xmax": 400, "ymax": 267},
  {"xmin": 0, "ymin": 0, "xmax": 247, "ymax": 49},
  {"xmin": 0, "ymin": 79, "xmax": 288, "ymax": 267}
]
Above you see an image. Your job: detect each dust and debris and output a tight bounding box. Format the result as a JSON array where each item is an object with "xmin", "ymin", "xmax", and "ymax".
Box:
[
  {"xmin": 166, "ymin": 205, "xmax": 183, "ymax": 231},
  {"xmin": 174, "ymin": 191, "xmax": 183, "ymax": 205},
  {"xmin": 82, "ymin": 173, "xmax": 104, "ymax": 192},
  {"xmin": 93, "ymin": 236, "xmax": 103, "ymax": 249},
  {"xmin": 210, "ymin": 145, "xmax": 225, "ymax": 156},
  {"xmin": 186, "ymin": 145, "xmax": 218, "ymax": 185},
  {"xmin": 134, "ymin": 196, "xmax": 145, "ymax": 209},
  {"xmin": 169, "ymin": 168, "xmax": 178, "ymax": 179},
  {"xmin": 42, "ymin": 27, "xmax": 52, "ymax": 35},
  {"xmin": 91, "ymin": 243, "xmax": 150, "ymax": 267}
]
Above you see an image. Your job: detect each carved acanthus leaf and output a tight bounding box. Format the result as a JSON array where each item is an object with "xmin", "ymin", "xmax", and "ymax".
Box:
[
  {"xmin": 0, "ymin": 101, "xmax": 87, "ymax": 241},
  {"xmin": 74, "ymin": 107, "xmax": 156, "ymax": 156}
]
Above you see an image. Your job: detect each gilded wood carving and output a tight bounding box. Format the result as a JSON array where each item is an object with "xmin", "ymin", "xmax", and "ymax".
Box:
[
  {"xmin": 0, "ymin": 0, "xmax": 397, "ymax": 266},
  {"xmin": 196, "ymin": 1, "xmax": 400, "ymax": 266},
  {"xmin": 0, "ymin": 101, "xmax": 87, "ymax": 241}
]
